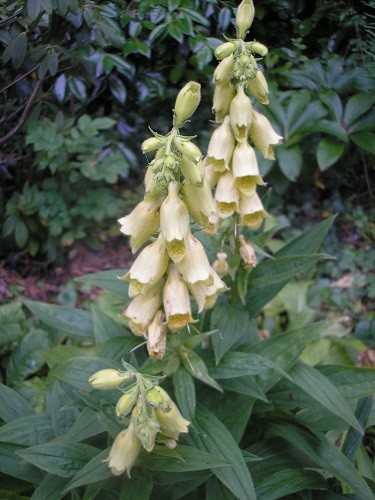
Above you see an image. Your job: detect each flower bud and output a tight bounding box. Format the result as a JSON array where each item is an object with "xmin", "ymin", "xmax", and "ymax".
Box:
[
  {"xmin": 141, "ymin": 136, "xmax": 165, "ymax": 153},
  {"xmin": 155, "ymin": 400, "xmax": 190, "ymax": 440},
  {"xmin": 163, "ymin": 263, "xmax": 195, "ymax": 332},
  {"xmin": 179, "ymin": 155, "xmax": 204, "ymax": 186},
  {"xmin": 212, "ymin": 252, "xmax": 229, "ymax": 278},
  {"xmin": 247, "ymin": 70, "xmax": 269, "ymax": 104},
  {"xmin": 146, "ymin": 385, "xmax": 172, "ymax": 412},
  {"xmin": 246, "ymin": 41, "xmax": 268, "ymax": 57},
  {"xmin": 175, "ymin": 138, "xmax": 202, "ymax": 163},
  {"xmin": 236, "ymin": 0, "xmax": 255, "ymax": 39},
  {"xmin": 230, "ymin": 85, "xmax": 253, "ymax": 142},
  {"xmin": 118, "ymin": 200, "xmax": 161, "ymax": 253},
  {"xmin": 206, "ymin": 116, "xmax": 235, "ymax": 172},
  {"xmin": 181, "ymin": 179, "xmax": 217, "ymax": 229},
  {"xmin": 214, "ymin": 42, "xmax": 236, "ymax": 60},
  {"xmin": 116, "ymin": 386, "xmax": 139, "ymax": 418},
  {"xmin": 173, "ymin": 81, "xmax": 201, "ymax": 128},
  {"xmin": 160, "ymin": 182, "xmax": 190, "ymax": 263},
  {"xmin": 123, "ymin": 280, "xmax": 163, "ymax": 336},
  {"xmin": 239, "ymin": 235, "xmax": 257, "ymax": 268},
  {"xmin": 212, "ymin": 83, "xmax": 235, "ymax": 122},
  {"xmin": 213, "ymin": 54, "xmax": 235, "ymax": 86},
  {"xmin": 232, "ymin": 141, "xmax": 264, "ymax": 196},
  {"xmin": 249, "ymin": 110, "xmax": 283, "ymax": 160},
  {"xmin": 178, "ymin": 234, "xmax": 213, "ymax": 287},
  {"xmin": 239, "ymin": 192, "xmax": 268, "ymax": 229},
  {"xmin": 89, "ymin": 369, "xmax": 132, "ymax": 390},
  {"xmin": 122, "ymin": 234, "xmax": 168, "ymax": 297},
  {"xmin": 147, "ymin": 310, "xmax": 167, "ymax": 359},
  {"xmin": 106, "ymin": 424, "xmax": 141, "ymax": 477},
  {"xmin": 215, "ymin": 171, "xmax": 240, "ymax": 219}
]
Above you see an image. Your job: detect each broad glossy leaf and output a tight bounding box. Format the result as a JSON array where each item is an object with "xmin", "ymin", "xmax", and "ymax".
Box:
[
  {"xmin": 342, "ymin": 396, "xmax": 373, "ymax": 462},
  {"xmin": 120, "ymin": 471, "xmax": 153, "ymax": 499},
  {"xmin": 91, "ymin": 304, "xmax": 128, "ymax": 345},
  {"xmin": 206, "ymin": 476, "xmax": 238, "ymax": 499},
  {"xmin": 0, "ymin": 414, "xmax": 54, "ymax": 446},
  {"xmin": 17, "ymin": 443, "xmax": 99, "ymax": 478},
  {"xmin": 213, "ymin": 392, "xmax": 255, "ymax": 443},
  {"xmin": 317, "ymin": 138, "xmax": 345, "ymax": 171},
  {"xmin": 320, "ymin": 90, "xmax": 343, "ymax": 121},
  {"xmin": 0, "ymin": 383, "xmax": 35, "ymax": 422},
  {"xmin": 42, "ymin": 345, "xmax": 86, "ymax": 369},
  {"xmin": 276, "ymin": 145, "xmax": 302, "ymax": 181},
  {"xmin": 63, "ymin": 448, "xmax": 111, "ymax": 491},
  {"xmin": 65, "ymin": 407, "xmax": 104, "ymax": 443},
  {"xmin": 23, "ymin": 300, "xmax": 94, "ymax": 342},
  {"xmin": 350, "ymin": 131, "xmax": 375, "ymax": 154},
  {"xmin": 173, "ymin": 367, "xmax": 196, "ymax": 421},
  {"xmin": 75, "ymin": 269, "xmax": 128, "ymax": 296},
  {"xmin": 98, "ymin": 336, "xmax": 142, "ymax": 363},
  {"xmin": 188, "ymin": 406, "xmax": 256, "ymax": 500},
  {"xmin": 343, "ymin": 93, "xmax": 375, "ymax": 126},
  {"xmin": 289, "ymin": 362, "xmax": 362, "ymax": 433}
]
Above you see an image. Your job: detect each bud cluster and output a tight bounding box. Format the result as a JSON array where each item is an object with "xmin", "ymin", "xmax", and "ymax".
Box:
[
  {"xmin": 118, "ymin": 83, "xmax": 227, "ymax": 359},
  {"xmin": 205, "ymin": 0, "xmax": 283, "ymax": 244},
  {"xmin": 89, "ymin": 364, "xmax": 189, "ymax": 477}
]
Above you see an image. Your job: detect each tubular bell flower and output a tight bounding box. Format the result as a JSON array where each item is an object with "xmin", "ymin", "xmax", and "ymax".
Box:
[
  {"xmin": 173, "ymin": 81, "xmax": 201, "ymax": 128},
  {"xmin": 118, "ymin": 200, "xmax": 161, "ymax": 253},
  {"xmin": 205, "ymin": 116, "xmax": 235, "ymax": 172},
  {"xmin": 122, "ymin": 280, "xmax": 163, "ymax": 336},
  {"xmin": 107, "ymin": 424, "xmax": 142, "ymax": 477},
  {"xmin": 160, "ymin": 182, "xmax": 190, "ymax": 263},
  {"xmin": 239, "ymin": 235, "xmax": 257, "ymax": 268},
  {"xmin": 213, "ymin": 53, "xmax": 235, "ymax": 86},
  {"xmin": 212, "ymin": 83, "xmax": 235, "ymax": 122},
  {"xmin": 147, "ymin": 310, "xmax": 167, "ymax": 359},
  {"xmin": 247, "ymin": 69, "xmax": 269, "ymax": 104},
  {"xmin": 163, "ymin": 264, "xmax": 195, "ymax": 332},
  {"xmin": 178, "ymin": 234, "xmax": 213, "ymax": 286},
  {"xmin": 154, "ymin": 400, "xmax": 190, "ymax": 440},
  {"xmin": 232, "ymin": 141, "xmax": 264, "ymax": 196},
  {"xmin": 239, "ymin": 192, "xmax": 268, "ymax": 229},
  {"xmin": 122, "ymin": 234, "xmax": 168, "ymax": 297},
  {"xmin": 236, "ymin": 0, "xmax": 255, "ymax": 39},
  {"xmin": 215, "ymin": 171, "xmax": 240, "ymax": 219},
  {"xmin": 230, "ymin": 85, "xmax": 253, "ymax": 142},
  {"xmin": 181, "ymin": 179, "xmax": 217, "ymax": 229},
  {"xmin": 249, "ymin": 110, "xmax": 283, "ymax": 160}
]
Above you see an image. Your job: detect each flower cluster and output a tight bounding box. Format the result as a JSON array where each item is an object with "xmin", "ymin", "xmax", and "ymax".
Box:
[
  {"xmin": 118, "ymin": 82, "xmax": 227, "ymax": 359},
  {"xmin": 89, "ymin": 366, "xmax": 189, "ymax": 476},
  {"xmin": 204, "ymin": 0, "xmax": 282, "ymax": 232}
]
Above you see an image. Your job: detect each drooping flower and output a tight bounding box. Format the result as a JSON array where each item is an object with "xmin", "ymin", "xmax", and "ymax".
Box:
[
  {"xmin": 249, "ymin": 110, "xmax": 283, "ymax": 160},
  {"xmin": 107, "ymin": 424, "xmax": 142, "ymax": 477},
  {"xmin": 118, "ymin": 200, "xmax": 161, "ymax": 253},
  {"xmin": 147, "ymin": 310, "xmax": 167, "ymax": 359},
  {"xmin": 215, "ymin": 171, "xmax": 239, "ymax": 219},
  {"xmin": 230, "ymin": 85, "xmax": 253, "ymax": 142},
  {"xmin": 239, "ymin": 192, "xmax": 268, "ymax": 229},
  {"xmin": 163, "ymin": 264, "xmax": 195, "ymax": 332},
  {"xmin": 122, "ymin": 280, "xmax": 163, "ymax": 336},
  {"xmin": 154, "ymin": 400, "xmax": 190, "ymax": 440},
  {"xmin": 239, "ymin": 235, "xmax": 257, "ymax": 268},
  {"xmin": 232, "ymin": 141, "xmax": 264, "ymax": 196},
  {"xmin": 205, "ymin": 116, "xmax": 235, "ymax": 172},
  {"xmin": 178, "ymin": 234, "xmax": 213, "ymax": 286}
]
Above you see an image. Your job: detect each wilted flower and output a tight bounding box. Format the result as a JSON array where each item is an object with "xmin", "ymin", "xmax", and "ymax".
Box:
[
  {"xmin": 239, "ymin": 192, "xmax": 268, "ymax": 229},
  {"xmin": 163, "ymin": 264, "xmax": 195, "ymax": 332},
  {"xmin": 107, "ymin": 424, "xmax": 142, "ymax": 477},
  {"xmin": 122, "ymin": 234, "xmax": 168, "ymax": 297},
  {"xmin": 173, "ymin": 81, "xmax": 201, "ymax": 128},
  {"xmin": 147, "ymin": 310, "xmax": 167, "ymax": 359},
  {"xmin": 215, "ymin": 171, "xmax": 240, "ymax": 219},
  {"xmin": 232, "ymin": 141, "xmax": 264, "ymax": 196},
  {"xmin": 89, "ymin": 369, "xmax": 132, "ymax": 390},
  {"xmin": 230, "ymin": 85, "xmax": 253, "ymax": 142},
  {"xmin": 212, "ymin": 252, "xmax": 229, "ymax": 278},
  {"xmin": 118, "ymin": 200, "xmax": 161, "ymax": 253},
  {"xmin": 122, "ymin": 280, "xmax": 163, "ymax": 336},
  {"xmin": 236, "ymin": 0, "xmax": 255, "ymax": 39},
  {"xmin": 239, "ymin": 235, "xmax": 257, "ymax": 268},
  {"xmin": 206, "ymin": 116, "xmax": 235, "ymax": 172},
  {"xmin": 249, "ymin": 110, "xmax": 283, "ymax": 160}
]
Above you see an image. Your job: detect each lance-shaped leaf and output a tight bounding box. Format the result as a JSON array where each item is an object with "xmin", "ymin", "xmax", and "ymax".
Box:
[{"xmin": 180, "ymin": 347, "xmax": 222, "ymax": 392}]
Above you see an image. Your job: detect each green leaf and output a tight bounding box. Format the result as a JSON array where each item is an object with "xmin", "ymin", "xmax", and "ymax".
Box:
[
  {"xmin": 255, "ymin": 468, "xmax": 326, "ymax": 499},
  {"xmin": 32, "ymin": 474, "xmax": 70, "ymax": 500},
  {"xmin": 46, "ymin": 380, "xmax": 76, "ymax": 437},
  {"xmin": 0, "ymin": 414, "xmax": 54, "ymax": 446},
  {"xmin": 43, "ymin": 345, "xmax": 86, "ymax": 369},
  {"xmin": 23, "ymin": 300, "xmax": 94, "ymax": 341},
  {"xmin": 188, "ymin": 406, "xmax": 256, "ymax": 500},
  {"xmin": 6, "ymin": 329, "xmax": 53, "ymax": 383},
  {"xmin": 211, "ymin": 303, "xmax": 253, "ymax": 363},
  {"xmin": 316, "ymin": 138, "xmax": 345, "ymax": 171},
  {"xmin": 0, "ymin": 443, "xmax": 44, "ymax": 483},
  {"xmin": 98, "ymin": 336, "xmax": 143, "ymax": 362},
  {"xmin": 143, "ymin": 445, "xmax": 230, "ymax": 472},
  {"xmin": 267, "ymin": 417, "xmax": 373, "ymax": 499},
  {"xmin": 109, "ymin": 75, "xmax": 127, "ymax": 103},
  {"xmin": 320, "ymin": 90, "xmax": 343, "ymax": 122},
  {"xmin": 289, "ymin": 362, "xmax": 363, "ymax": 433},
  {"xmin": 50, "ymin": 356, "xmax": 120, "ymax": 391},
  {"xmin": 173, "ymin": 367, "xmax": 196, "ymax": 421},
  {"xmin": 17, "ymin": 443, "xmax": 99, "ymax": 478},
  {"xmin": 342, "ymin": 396, "xmax": 373, "ymax": 462},
  {"xmin": 91, "ymin": 304, "xmax": 127, "ymax": 345},
  {"xmin": 69, "ymin": 77, "xmax": 87, "ymax": 101},
  {"xmin": 75, "ymin": 269, "xmax": 128, "ymax": 296},
  {"xmin": 15, "ymin": 219, "xmax": 28, "ymax": 246},
  {"xmin": 27, "ymin": 0, "xmax": 43, "ymax": 19},
  {"xmin": 63, "ymin": 448, "xmax": 112, "ymax": 491},
  {"xmin": 350, "ymin": 131, "xmax": 375, "ymax": 154},
  {"xmin": 180, "ymin": 348, "xmax": 222, "ymax": 392},
  {"xmin": 0, "ymin": 383, "xmax": 35, "ymax": 422},
  {"xmin": 120, "ymin": 471, "xmax": 153, "ymax": 499},
  {"xmin": 343, "ymin": 93, "xmax": 375, "ymax": 126},
  {"xmin": 213, "ymin": 393, "xmax": 255, "ymax": 443},
  {"xmin": 220, "ymin": 377, "xmax": 267, "ymax": 401},
  {"xmin": 65, "ymin": 407, "xmax": 104, "ymax": 443},
  {"xmin": 276, "ymin": 145, "xmax": 302, "ymax": 181}
]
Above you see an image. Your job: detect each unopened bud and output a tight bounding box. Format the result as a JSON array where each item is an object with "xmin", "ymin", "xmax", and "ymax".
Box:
[
  {"xmin": 213, "ymin": 54, "xmax": 235, "ymax": 86},
  {"xmin": 239, "ymin": 235, "xmax": 257, "ymax": 268},
  {"xmin": 175, "ymin": 138, "xmax": 202, "ymax": 163},
  {"xmin": 230, "ymin": 85, "xmax": 253, "ymax": 142},
  {"xmin": 89, "ymin": 369, "xmax": 132, "ymax": 390},
  {"xmin": 212, "ymin": 83, "xmax": 235, "ymax": 122},
  {"xmin": 173, "ymin": 81, "xmax": 201, "ymax": 128},
  {"xmin": 212, "ymin": 252, "xmax": 229, "ymax": 278},
  {"xmin": 246, "ymin": 41, "xmax": 268, "ymax": 57},
  {"xmin": 116, "ymin": 386, "xmax": 139, "ymax": 418},
  {"xmin": 146, "ymin": 385, "xmax": 172, "ymax": 412},
  {"xmin": 236, "ymin": 0, "xmax": 255, "ymax": 39},
  {"xmin": 214, "ymin": 42, "xmax": 236, "ymax": 60},
  {"xmin": 247, "ymin": 70, "xmax": 269, "ymax": 104},
  {"xmin": 141, "ymin": 136, "xmax": 165, "ymax": 153}
]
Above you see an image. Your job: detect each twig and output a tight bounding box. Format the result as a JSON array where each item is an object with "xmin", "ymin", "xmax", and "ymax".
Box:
[
  {"xmin": 0, "ymin": 154, "xmax": 30, "ymax": 164},
  {"xmin": 0, "ymin": 66, "xmax": 39, "ymax": 94},
  {"xmin": 0, "ymin": 79, "xmax": 43, "ymax": 147},
  {"xmin": 360, "ymin": 149, "xmax": 375, "ymax": 200}
]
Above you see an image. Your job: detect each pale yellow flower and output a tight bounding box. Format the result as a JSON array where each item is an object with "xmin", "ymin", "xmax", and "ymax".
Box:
[
  {"xmin": 147, "ymin": 310, "xmax": 167, "ymax": 359},
  {"xmin": 236, "ymin": 0, "xmax": 255, "ymax": 39},
  {"xmin": 232, "ymin": 141, "xmax": 264, "ymax": 196},
  {"xmin": 116, "ymin": 386, "xmax": 139, "ymax": 418},
  {"xmin": 214, "ymin": 41, "xmax": 236, "ymax": 60},
  {"xmin": 215, "ymin": 171, "xmax": 240, "ymax": 219},
  {"xmin": 203, "ymin": 159, "xmax": 221, "ymax": 188},
  {"xmin": 213, "ymin": 53, "xmax": 235, "ymax": 86},
  {"xmin": 178, "ymin": 234, "xmax": 213, "ymax": 286},
  {"xmin": 123, "ymin": 280, "xmax": 163, "ymax": 336},
  {"xmin": 189, "ymin": 267, "xmax": 228, "ymax": 312},
  {"xmin": 247, "ymin": 70, "xmax": 269, "ymax": 104},
  {"xmin": 179, "ymin": 155, "xmax": 204, "ymax": 187},
  {"xmin": 107, "ymin": 424, "xmax": 141, "ymax": 477},
  {"xmin": 249, "ymin": 110, "xmax": 283, "ymax": 160},
  {"xmin": 118, "ymin": 200, "xmax": 160, "ymax": 253},
  {"xmin": 230, "ymin": 85, "xmax": 253, "ymax": 142},
  {"xmin": 212, "ymin": 252, "xmax": 229, "ymax": 278},
  {"xmin": 122, "ymin": 235, "xmax": 168, "ymax": 297},
  {"xmin": 155, "ymin": 400, "xmax": 190, "ymax": 440},
  {"xmin": 163, "ymin": 263, "xmax": 195, "ymax": 332},
  {"xmin": 181, "ymin": 179, "xmax": 217, "ymax": 230},
  {"xmin": 173, "ymin": 81, "xmax": 201, "ymax": 128},
  {"xmin": 239, "ymin": 192, "xmax": 268, "ymax": 229},
  {"xmin": 88, "ymin": 369, "xmax": 132, "ymax": 390},
  {"xmin": 212, "ymin": 83, "xmax": 235, "ymax": 122},
  {"xmin": 205, "ymin": 116, "xmax": 235, "ymax": 172},
  {"xmin": 239, "ymin": 235, "xmax": 257, "ymax": 268}
]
